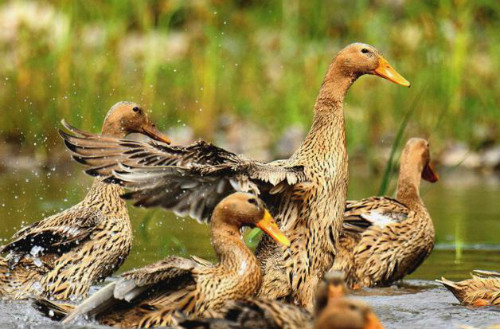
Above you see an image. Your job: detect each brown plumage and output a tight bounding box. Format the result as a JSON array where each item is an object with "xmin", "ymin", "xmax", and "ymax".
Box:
[
  {"xmin": 42, "ymin": 193, "xmax": 289, "ymax": 328},
  {"xmin": 0, "ymin": 102, "xmax": 170, "ymax": 301},
  {"xmin": 174, "ymin": 272, "xmax": 384, "ymax": 329},
  {"xmin": 331, "ymin": 138, "xmax": 439, "ymax": 289},
  {"xmin": 58, "ymin": 43, "xmax": 409, "ymax": 310},
  {"xmin": 437, "ymin": 270, "xmax": 500, "ymax": 306}
]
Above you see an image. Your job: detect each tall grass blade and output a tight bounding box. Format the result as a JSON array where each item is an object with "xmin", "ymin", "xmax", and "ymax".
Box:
[{"xmin": 377, "ymin": 88, "xmax": 427, "ymax": 196}]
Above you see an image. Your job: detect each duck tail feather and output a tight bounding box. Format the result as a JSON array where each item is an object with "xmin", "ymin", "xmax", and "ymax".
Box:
[
  {"xmin": 436, "ymin": 277, "xmax": 459, "ymax": 291},
  {"xmin": 62, "ymin": 281, "xmax": 116, "ymax": 324},
  {"xmin": 472, "ymin": 270, "xmax": 500, "ymax": 278}
]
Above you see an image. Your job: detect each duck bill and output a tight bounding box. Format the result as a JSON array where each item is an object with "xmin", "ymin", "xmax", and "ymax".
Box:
[
  {"xmin": 422, "ymin": 161, "xmax": 439, "ymax": 183},
  {"xmin": 256, "ymin": 210, "xmax": 290, "ymax": 247},
  {"xmin": 365, "ymin": 313, "xmax": 385, "ymax": 329},
  {"xmin": 373, "ymin": 56, "xmax": 410, "ymax": 87},
  {"xmin": 142, "ymin": 123, "xmax": 171, "ymax": 144},
  {"xmin": 328, "ymin": 284, "xmax": 345, "ymax": 299}
]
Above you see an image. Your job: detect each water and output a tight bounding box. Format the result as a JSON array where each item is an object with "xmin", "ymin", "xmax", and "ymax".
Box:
[{"xmin": 0, "ymin": 164, "xmax": 499, "ymax": 328}]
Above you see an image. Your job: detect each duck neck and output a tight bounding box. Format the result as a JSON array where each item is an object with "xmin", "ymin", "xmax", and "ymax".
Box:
[
  {"xmin": 211, "ymin": 222, "xmax": 258, "ymax": 274},
  {"xmin": 295, "ymin": 62, "xmax": 357, "ymax": 164},
  {"xmin": 396, "ymin": 162, "xmax": 423, "ymax": 209},
  {"xmin": 317, "ymin": 61, "xmax": 358, "ymax": 105},
  {"xmin": 83, "ymin": 178, "xmax": 127, "ymax": 214}
]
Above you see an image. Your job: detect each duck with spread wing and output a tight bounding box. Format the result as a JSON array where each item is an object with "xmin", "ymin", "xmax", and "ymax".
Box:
[
  {"xmin": 59, "ymin": 43, "xmax": 410, "ymax": 309},
  {"xmin": 37, "ymin": 193, "xmax": 289, "ymax": 328}
]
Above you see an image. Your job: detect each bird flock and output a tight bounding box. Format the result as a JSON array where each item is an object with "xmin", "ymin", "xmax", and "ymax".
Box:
[{"xmin": 0, "ymin": 43, "xmax": 498, "ymax": 329}]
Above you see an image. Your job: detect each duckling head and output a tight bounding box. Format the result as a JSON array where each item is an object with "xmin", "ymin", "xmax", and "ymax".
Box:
[
  {"xmin": 101, "ymin": 101, "xmax": 171, "ymax": 144},
  {"xmin": 315, "ymin": 298, "xmax": 385, "ymax": 329},
  {"xmin": 314, "ymin": 271, "xmax": 384, "ymax": 329},
  {"xmin": 332, "ymin": 43, "xmax": 410, "ymax": 87},
  {"xmin": 315, "ymin": 271, "xmax": 348, "ymax": 316},
  {"xmin": 212, "ymin": 192, "xmax": 290, "ymax": 247},
  {"xmin": 402, "ymin": 138, "xmax": 439, "ymax": 183}
]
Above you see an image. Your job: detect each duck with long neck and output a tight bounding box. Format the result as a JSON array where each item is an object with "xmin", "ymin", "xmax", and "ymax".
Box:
[
  {"xmin": 57, "ymin": 43, "xmax": 410, "ymax": 310},
  {"xmin": 395, "ymin": 139, "xmax": 438, "ymax": 208},
  {"xmin": 0, "ymin": 101, "xmax": 170, "ymax": 301},
  {"xmin": 331, "ymin": 138, "xmax": 439, "ymax": 289},
  {"xmin": 257, "ymin": 43, "xmax": 410, "ymax": 308}
]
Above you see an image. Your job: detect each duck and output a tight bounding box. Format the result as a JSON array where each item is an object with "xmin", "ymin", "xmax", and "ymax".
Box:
[
  {"xmin": 38, "ymin": 192, "xmax": 290, "ymax": 328},
  {"xmin": 331, "ymin": 138, "xmax": 439, "ymax": 289},
  {"xmin": 437, "ymin": 270, "xmax": 500, "ymax": 306},
  {"xmin": 0, "ymin": 101, "xmax": 171, "ymax": 301},
  {"xmin": 58, "ymin": 43, "xmax": 410, "ymax": 310},
  {"xmin": 174, "ymin": 271, "xmax": 385, "ymax": 329}
]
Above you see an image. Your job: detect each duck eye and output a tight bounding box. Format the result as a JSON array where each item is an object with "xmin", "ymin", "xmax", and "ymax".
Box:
[
  {"xmin": 361, "ymin": 48, "xmax": 369, "ymax": 54},
  {"xmin": 132, "ymin": 106, "xmax": 141, "ymax": 113},
  {"xmin": 247, "ymin": 198, "xmax": 258, "ymax": 206}
]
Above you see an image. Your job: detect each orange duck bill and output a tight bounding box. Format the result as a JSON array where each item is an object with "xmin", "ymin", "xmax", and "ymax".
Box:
[
  {"xmin": 365, "ymin": 312, "xmax": 385, "ymax": 329},
  {"xmin": 373, "ymin": 56, "xmax": 410, "ymax": 87},
  {"xmin": 422, "ymin": 161, "xmax": 439, "ymax": 183},
  {"xmin": 328, "ymin": 283, "xmax": 346, "ymax": 299},
  {"xmin": 256, "ymin": 210, "xmax": 290, "ymax": 247},
  {"xmin": 141, "ymin": 122, "xmax": 172, "ymax": 144}
]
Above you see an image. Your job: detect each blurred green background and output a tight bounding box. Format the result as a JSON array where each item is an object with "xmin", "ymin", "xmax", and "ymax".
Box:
[
  {"xmin": 0, "ymin": 0, "xmax": 499, "ymax": 284},
  {"xmin": 0, "ymin": 0, "xmax": 499, "ymax": 160}
]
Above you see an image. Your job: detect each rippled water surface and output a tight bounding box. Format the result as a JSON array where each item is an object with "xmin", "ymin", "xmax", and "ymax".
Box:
[{"xmin": 0, "ymin": 165, "xmax": 499, "ymax": 328}]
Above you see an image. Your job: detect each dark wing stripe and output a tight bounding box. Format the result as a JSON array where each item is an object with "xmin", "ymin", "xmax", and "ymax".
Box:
[
  {"xmin": 343, "ymin": 196, "xmax": 410, "ymax": 234},
  {"xmin": 60, "ymin": 123, "xmax": 307, "ymax": 223}
]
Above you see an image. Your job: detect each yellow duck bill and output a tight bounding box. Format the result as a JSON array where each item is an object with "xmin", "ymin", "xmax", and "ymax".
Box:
[
  {"xmin": 373, "ymin": 56, "xmax": 410, "ymax": 87},
  {"xmin": 256, "ymin": 210, "xmax": 290, "ymax": 247}
]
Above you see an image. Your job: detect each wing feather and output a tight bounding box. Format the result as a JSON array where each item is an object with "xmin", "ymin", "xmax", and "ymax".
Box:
[
  {"xmin": 343, "ymin": 197, "xmax": 409, "ymax": 234},
  {"xmin": 60, "ymin": 122, "xmax": 307, "ymax": 223},
  {"xmin": 0, "ymin": 207, "xmax": 103, "ymax": 255},
  {"xmin": 63, "ymin": 256, "xmax": 199, "ymax": 325}
]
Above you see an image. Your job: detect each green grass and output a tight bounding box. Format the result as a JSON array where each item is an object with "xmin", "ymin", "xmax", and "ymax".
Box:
[
  {"xmin": 0, "ymin": 0, "xmax": 499, "ymax": 158},
  {"xmin": 377, "ymin": 88, "xmax": 426, "ymax": 196}
]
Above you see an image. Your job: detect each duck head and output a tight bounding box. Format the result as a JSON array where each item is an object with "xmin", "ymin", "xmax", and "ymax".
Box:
[
  {"xmin": 332, "ymin": 43, "xmax": 410, "ymax": 87},
  {"xmin": 101, "ymin": 101, "xmax": 171, "ymax": 143},
  {"xmin": 315, "ymin": 271, "xmax": 348, "ymax": 315},
  {"xmin": 212, "ymin": 192, "xmax": 290, "ymax": 247},
  {"xmin": 315, "ymin": 298, "xmax": 385, "ymax": 329},
  {"xmin": 403, "ymin": 138, "xmax": 439, "ymax": 183},
  {"xmin": 314, "ymin": 271, "xmax": 384, "ymax": 329}
]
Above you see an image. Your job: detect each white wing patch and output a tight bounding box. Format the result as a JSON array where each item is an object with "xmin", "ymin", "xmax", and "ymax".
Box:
[{"xmin": 360, "ymin": 211, "xmax": 395, "ymax": 228}]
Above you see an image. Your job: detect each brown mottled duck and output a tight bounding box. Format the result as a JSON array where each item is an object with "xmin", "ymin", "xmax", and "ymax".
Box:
[
  {"xmin": 437, "ymin": 270, "xmax": 500, "ymax": 306},
  {"xmin": 40, "ymin": 193, "xmax": 289, "ymax": 328},
  {"xmin": 331, "ymin": 138, "xmax": 439, "ymax": 289},
  {"xmin": 0, "ymin": 102, "xmax": 170, "ymax": 300},
  {"xmin": 58, "ymin": 43, "xmax": 410, "ymax": 310},
  {"xmin": 174, "ymin": 271, "xmax": 384, "ymax": 329}
]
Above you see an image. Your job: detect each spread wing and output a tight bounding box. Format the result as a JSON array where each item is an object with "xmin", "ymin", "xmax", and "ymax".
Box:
[
  {"xmin": 343, "ymin": 196, "xmax": 410, "ymax": 235},
  {"xmin": 120, "ymin": 256, "xmax": 199, "ymax": 289},
  {"xmin": 0, "ymin": 207, "xmax": 103, "ymax": 255},
  {"xmin": 60, "ymin": 121, "xmax": 307, "ymax": 223},
  {"xmin": 63, "ymin": 256, "xmax": 199, "ymax": 324}
]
